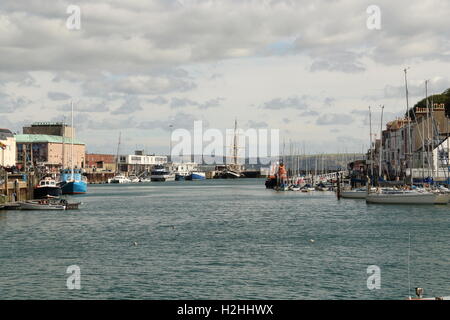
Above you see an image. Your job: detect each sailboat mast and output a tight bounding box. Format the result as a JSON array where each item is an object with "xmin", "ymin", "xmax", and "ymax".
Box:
[
  {"xmin": 379, "ymin": 105, "xmax": 384, "ymax": 180},
  {"xmin": 369, "ymin": 106, "xmax": 373, "ymax": 178},
  {"xmin": 404, "ymin": 68, "xmax": 413, "ymax": 186},
  {"xmin": 62, "ymin": 115, "xmax": 66, "ymax": 169},
  {"xmin": 116, "ymin": 132, "xmax": 121, "ymax": 174},
  {"xmin": 232, "ymin": 118, "xmax": 238, "ymax": 167},
  {"xmin": 71, "ymin": 100, "xmax": 74, "ymax": 180}
]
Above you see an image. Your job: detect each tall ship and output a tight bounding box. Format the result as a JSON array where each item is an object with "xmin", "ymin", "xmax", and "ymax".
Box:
[
  {"xmin": 216, "ymin": 119, "xmax": 244, "ymax": 179},
  {"xmin": 150, "ymin": 165, "xmax": 175, "ymax": 182}
]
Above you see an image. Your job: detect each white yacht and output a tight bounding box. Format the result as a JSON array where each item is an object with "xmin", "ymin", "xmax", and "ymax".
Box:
[
  {"xmin": 366, "ymin": 189, "xmax": 449, "ymax": 205},
  {"xmin": 108, "ymin": 175, "xmax": 132, "ymax": 184}
]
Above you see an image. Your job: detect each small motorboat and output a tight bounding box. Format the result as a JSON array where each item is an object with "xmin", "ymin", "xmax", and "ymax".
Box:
[{"xmin": 18, "ymin": 199, "xmax": 66, "ymax": 210}]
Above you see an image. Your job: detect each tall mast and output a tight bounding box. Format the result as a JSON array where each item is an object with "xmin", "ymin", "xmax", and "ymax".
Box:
[
  {"xmin": 233, "ymin": 118, "xmax": 238, "ymax": 166},
  {"xmin": 116, "ymin": 132, "xmax": 121, "ymax": 174},
  {"xmin": 369, "ymin": 106, "xmax": 373, "ymax": 178},
  {"xmin": 62, "ymin": 115, "xmax": 66, "ymax": 170},
  {"xmin": 404, "ymin": 67, "xmax": 412, "ymax": 186},
  {"xmin": 379, "ymin": 105, "xmax": 384, "ymax": 180},
  {"xmin": 71, "ymin": 100, "xmax": 74, "ymax": 180}
]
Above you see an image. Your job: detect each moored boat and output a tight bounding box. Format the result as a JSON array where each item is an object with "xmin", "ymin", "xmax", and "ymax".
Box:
[
  {"xmin": 150, "ymin": 165, "xmax": 175, "ymax": 182},
  {"xmin": 60, "ymin": 168, "xmax": 87, "ymax": 194},
  {"xmin": 366, "ymin": 189, "xmax": 449, "ymax": 205},
  {"xmin": 108, "ymin": 175, "xmax": 131, "ymax": 184},
  {"xmin": 18, "ymin": 199, "xmax": 66, "ymax": 210},
  {"xmin": 186, "ymin": 171, "xmax": 206, "ymax": 180},
  {"xmin": 34, "ymin": 177, "xmax": 62, "ymax": 199}
]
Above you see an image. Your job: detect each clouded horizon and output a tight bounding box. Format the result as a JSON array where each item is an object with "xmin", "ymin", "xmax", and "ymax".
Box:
[{"xmin": 1, "ymin": 0, "xmax": 449, "ymax": 155}]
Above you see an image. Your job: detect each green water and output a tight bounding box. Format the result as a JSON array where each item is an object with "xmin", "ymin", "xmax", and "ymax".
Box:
[{"xmin": 0, "ymin": 179, "xmax": 449, "ymax": 299}]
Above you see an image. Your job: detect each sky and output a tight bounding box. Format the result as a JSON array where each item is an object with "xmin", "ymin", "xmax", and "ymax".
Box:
[{"xmin": 1, "ymin": 0, "xmax": 449, "ymax": 156}]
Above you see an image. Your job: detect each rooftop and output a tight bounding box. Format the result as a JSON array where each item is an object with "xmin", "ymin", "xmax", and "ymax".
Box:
[
  {"xmin": 15, "ymin": 134, "xmax": 84, "ymax": 145},
  {"xmin": 30, "ymin": 122, "xmax": 68, "ymax": 126}
]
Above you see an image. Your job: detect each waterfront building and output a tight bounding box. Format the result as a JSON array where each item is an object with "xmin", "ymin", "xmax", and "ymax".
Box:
[
  {"xmin": 0, "ymin": 128, "xmax": 16, "ymax": 167},
  {"xmin": 15, "ymin": 122, "xmax": 86, "ymax": 171},
  {"xmin": 371, "ymin": 103, "xmax": 450, "ymax": 181},
  {"xmin": 85, "ymin": 153, "xmax": 116, "ymax": 172},
  {"xmin": 15, "ymin": 134, "xmax": 85, "ymax": 171},
  {"xmin": 118, "ymin": 151, "xmax": 168, "ymax": 174}
]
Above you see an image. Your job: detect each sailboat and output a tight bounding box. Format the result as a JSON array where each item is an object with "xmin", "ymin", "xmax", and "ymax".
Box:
[
  {"xmin": 108, "ymin": 132, "xmax": 132, "ymax": 183},
  {"xmin": 217, "ymin": 119, "xmax": 244, "ymax": 178},
  {"xmin": 60, "ymin": 100, "xmax": 88, "ymax": 194}
]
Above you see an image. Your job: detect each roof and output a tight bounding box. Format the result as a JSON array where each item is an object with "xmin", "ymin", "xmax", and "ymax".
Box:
[
  {"xmin": 0, "ymin": 128, "xmax": 14, "ymax": 140},
  {"xmin": 14, "ymin": 134, "xmax": 85, "ymax": 145}
]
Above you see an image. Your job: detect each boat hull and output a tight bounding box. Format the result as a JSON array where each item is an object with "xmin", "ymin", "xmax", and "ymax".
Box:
[
  {"xmin": 18, "ymin": 201, "xmax": 65, "ymax": 210},
  {"xmin": 34, "ymin": 186, "xmax": 62, "ymax": 199},
  {"xmin": 61, "ymin": 181, "xmax": 87, "ymax": 194},
  {"xmin": 366, "ymin": 192, "xmax": 449, "ymax": 204},
  {"xmin": 341, "ymin": 191, "xmax": 367, "ymax": 199},
  {"xmin": 186, "ymin": 172, "xmax": 206, "ymax": 180},
  {"xmin": 151, "ymin": 175, "xmax": 175, "ymax": 182}
]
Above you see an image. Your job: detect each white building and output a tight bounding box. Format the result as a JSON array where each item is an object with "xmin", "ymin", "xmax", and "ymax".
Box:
[
  {"xmin": 118, "ymin": 152, "xmax": 168, "ymax": 173},
  {"xmin": 0, "ymin": 128, "xmax": 16, "ymax": 167}
]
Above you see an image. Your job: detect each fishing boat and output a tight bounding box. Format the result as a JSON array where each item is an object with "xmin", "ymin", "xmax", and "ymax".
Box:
[
  {"xmin": 34, "ymin": 176, "xmax": 62, "ymax": 199},
  {"xmin": 60, "ymin": 101, "xmax": 88, "ymax": 194},
  {"xmin": 186, "ymin": 171, "xmax": 206, "ymax": 180},
  {"xmin": 60, "ymin": 168, "xmax": 87, "ymax": 194},
  {"xmin": 150, "ymin": 165, "xmax": 175, "ymax": 182}
]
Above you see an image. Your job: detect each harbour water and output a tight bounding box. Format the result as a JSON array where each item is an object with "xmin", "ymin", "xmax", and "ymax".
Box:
[{"xmin": 0, "ymin": 179, "xmax": 449, "ymax": 300}]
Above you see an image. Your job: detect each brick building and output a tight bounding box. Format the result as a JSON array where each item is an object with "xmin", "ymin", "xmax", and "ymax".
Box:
[{"xmin": 85, "ymin": 153, "xmax": 116, "ymax": 172}]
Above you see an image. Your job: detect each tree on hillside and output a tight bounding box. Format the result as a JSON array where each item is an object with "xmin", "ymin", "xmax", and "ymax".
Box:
[{"xmin": 407, "ymin": 88, "xmax": 450, "ymax": 119}]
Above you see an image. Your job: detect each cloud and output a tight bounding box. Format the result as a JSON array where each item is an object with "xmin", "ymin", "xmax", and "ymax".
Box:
[
  {"xmin": 0, "ymin": 92, "xmax": 30, "ymax": 113},
  {"xmin": 111, "ymin": 96, "xmax": 142, "ymax": 115},
  {"xmin": 137, "ymin": 112, "xmax": 208, "ymax": 131},
  {"xmin": 316, "ymin": 113, "xmax": 353, "ymax": 126},
  {"xmin": 260, "ymin": 96, "xmax": 308, "ymax": 110},
  {"xmin": 299, "ymin": 110, "xmax": 319, "ymax": 117},
  {"xmin": 48, "ymin": 91, "xmax": 71, "ymax": 101},
  {"xmin": 309, "ymin": 51, "xmax": 366, "ymax": 73},
  {"xmin": 170, "ymin": 97, "xmax": 224, "ymax": 109},
  {"xmin": 246, "ymin": 120, "xmax": 268, "ymax": 129}
]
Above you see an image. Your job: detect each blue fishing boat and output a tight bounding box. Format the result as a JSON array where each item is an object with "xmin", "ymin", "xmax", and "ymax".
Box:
[
  {"xmin": 59, "ymin": 100, "xmax": 88, "ymax": 194},
  {"xmin": 186, "ymin": 171, "xmax": 206, "ymax": 180},
  {"xmin": 59, "ymin": 169, "xmax": 87, "ymax": 194}
]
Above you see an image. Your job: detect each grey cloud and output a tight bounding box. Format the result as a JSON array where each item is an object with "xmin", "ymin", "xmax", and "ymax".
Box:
[
  {"xmin": 48, "ymin": 91, "xmax": 71, "ymax": 101},
  {"xmin": 316, "ymin": 113, "xmax": 353, "ymax": 126},
  {"xmin": 299, "ymin": 110, "xmax": 319, "ymax": 117},
  {"xmin": 260, "ymin": 96, "xmax": 308, "ymax": 110},
  {"xmin": 0, "ymin": 92, "xmax": 30, "ymax": 113},
  {"xmin": 111, "ymin": 96, "xmax": 142, "ymax": 115},
  {"xmin": 246, "ymin": 120, "xmax": 268, "ymax": 129},
  {"xmin": 170, "ymin": 97, "xmax": 224, "ymax": 109},
  {"xmin": 148, "ymin": 96, "xmax": 169, "ymax": 105},
  {"xmin": 309, "ymin": 52, "xmax": 365, "ymax": 73},
  {"xmin": 138, "ymin": 112, "xmax": 209, "ymax": 131},
  {"xmin": 57, "ymin": 101, "xmax": 110, "ymax": 113}
]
